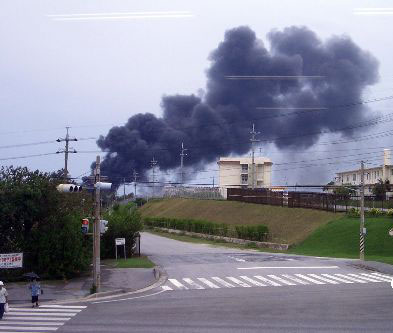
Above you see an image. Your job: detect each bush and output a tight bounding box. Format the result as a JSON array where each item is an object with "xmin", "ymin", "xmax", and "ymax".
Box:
[
  {"xmin": 347, "ymin": 208, "xmax": 360, "ymax": 217},
  {"xmin": 368, "ymin": 208, "xmax": 384, "ymax": 217},
  {"xmin": 144, "ymin": 217, "xmax": 268, "ymax": 242},
  {"xmin": 101, "ymin": 203, "xmax": 143, "ymax": 259},
  {"xmin": 386, "ymin": 209, "xmax": 393, "ymax": 217}
]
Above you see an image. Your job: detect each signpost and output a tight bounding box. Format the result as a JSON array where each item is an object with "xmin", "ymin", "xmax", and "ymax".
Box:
[
  {"xmin": 115, "ymin": 238, "xmax": 126, "ymax": 260},
  {"xmin": 0, "ymin": 253, "xmax": 23, "ymax": 269}
]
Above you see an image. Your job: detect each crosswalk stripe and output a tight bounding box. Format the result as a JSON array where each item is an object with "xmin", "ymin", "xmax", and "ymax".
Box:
[
  {"xmin": 211, "ymin": 277, "xmax": 235, "ymax": 288},
  {"xmin": 226, "ymin": 277, "xmax": 251, "ymax": 288},
  {"xmin": 348, "ymin": 273, "xmax": 383, "ymax": 282},
  {"xmin": 0, "ymin": 326, "xmax": 58, "ymax": 331},
  {"xmin": 281, "ymin": 274, "xmax": 310, "ymax": 285},
  {"xmin": 168, "ymin": 278, "xmax": 188, "ymax": 290},
  {"xmin": 334, "ymin": 274, "xmax": 367, "ymax": 283},
  {"xmin": 371, "ymin": 272, "xmax": 393, "ymax": 279},
  {"xmin": 321, "ymin": 274, "xmax": 354, "ymax": 284},
  {"xmin": 267, "ymin": 275, "xmax": 296, "ymax": 286},
  {"xmin": 10, "ymin": 308, "xmax": 81, "ymax": 313},
  {"xmin": 253, "ymin": 275, "xmax": 281, "ymax": 286},
  {"xmin": 240, "ymin": 276, "xmax": 266, "ymax": 286},
  {"xmin": 6, "ymin": 312, "xmax": 75, "ymax": 317},
  {"xmin": 360, "ymin": 273, "xmax": 391, "ymax": 282},
  {"xmin": 0, "ymin": 316, "xmax": 71, "ymax": 321},
  {"xmin": 162, "ymin": 285, "xmax": 173, "ymax": 291},
  {"xmin": 183, "ymin": 278, "xmax": 205, "ymax": 289},
  {"xmin": 294, "ymin": 274, "xmax": 325, "ymax": 284},
  {"xmin": 197, "ymin": 278, "xmax": 220, "ymax": 289},
  {"xmin": 40, "ymin": 305, "xmax": 86, "ymax": 309},
  {"xmin": 307, "ymin": 274, "xmax": 339, "ymax": 284},
  {"xmin": 0, "ymin": 321, "xmax": 64, "ymax": 326}
]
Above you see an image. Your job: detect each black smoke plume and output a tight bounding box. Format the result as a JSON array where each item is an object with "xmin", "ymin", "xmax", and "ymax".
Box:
[{"xmin": 96, "ymin": 26, "xmax": 379, "ymax": 185}]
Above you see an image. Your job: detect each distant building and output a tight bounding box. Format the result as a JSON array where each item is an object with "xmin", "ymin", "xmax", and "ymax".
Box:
[
  {"xmin": 335, "ymin": 149, "xmax": 393, "ymax": 196},
  {"xmin": 217, "ymin": 156, "xmax": 273, "ymax": 198}
]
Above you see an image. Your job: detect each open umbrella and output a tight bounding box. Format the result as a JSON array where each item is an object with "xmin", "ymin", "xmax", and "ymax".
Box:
[{"xmin": 22, "ymin": 272, "xmax": 40, "ymax": 280}]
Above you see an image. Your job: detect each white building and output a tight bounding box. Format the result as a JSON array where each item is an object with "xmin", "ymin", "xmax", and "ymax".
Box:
[
  {"xmin": 335, "ymin": 149, "xmax": 393, "ymax": 196},
  {"xmin": 217, "ymin": 156, "xmax": 273, "ymax": 198}
]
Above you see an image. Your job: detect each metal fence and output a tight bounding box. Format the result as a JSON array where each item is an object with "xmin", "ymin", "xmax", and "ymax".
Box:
[{"xmin": 227, "ymin": 188, "xmax": 393, "ymax": 212}]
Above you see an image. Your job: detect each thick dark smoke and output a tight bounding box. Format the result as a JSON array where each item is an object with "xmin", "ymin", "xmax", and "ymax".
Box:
[{"xmin": 96, "ymin": 26, "xmax": 379, "ymax": 185}]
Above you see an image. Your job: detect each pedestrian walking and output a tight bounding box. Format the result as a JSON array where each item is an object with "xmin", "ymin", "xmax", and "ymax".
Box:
[
  {"xmin": 29, "ymin": 279, "xmax": 41, "ymax": 308},
  {"xmin": 0, "ymin": 281, "xmax": 8, "ymax": 320}
]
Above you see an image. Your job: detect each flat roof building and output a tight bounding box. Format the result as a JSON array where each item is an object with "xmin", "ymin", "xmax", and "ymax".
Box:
[{"xmin": 217, "ymin": 156, "xmax": 273, "ymax": 198}]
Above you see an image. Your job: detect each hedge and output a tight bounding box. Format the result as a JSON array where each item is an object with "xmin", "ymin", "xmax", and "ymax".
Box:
[
  {"xmin": 144, "ymin": 217, "xmax": 268, "ymax": 242},
  {"xmin": 347, "ymin": 207, "xmax": 393, "ymax": 218}
]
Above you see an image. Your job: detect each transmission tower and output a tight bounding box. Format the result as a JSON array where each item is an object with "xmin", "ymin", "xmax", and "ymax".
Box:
[
  {"xmin": 150, "ymin": 157, "xmax": 158, "ymax": 197},
  {"xmin": 56, "ymin": 127, "xmax": 77, "ymax": 180},
  {"xmin": 180, "ymin": 142, "xmax": 188, "ymax": 185}
]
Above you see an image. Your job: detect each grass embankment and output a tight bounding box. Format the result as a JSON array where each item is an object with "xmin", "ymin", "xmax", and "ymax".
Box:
[
  {"xmin": 140, "ymin": 198, "xmax": 341, "ymax": 244},
  {"xmin": 104, "ymin": 256, "xmax": 155, "ymax": 268},
  {"xmin": 290, "ymin": 217, "xmax": 393, "ymax": 265}
]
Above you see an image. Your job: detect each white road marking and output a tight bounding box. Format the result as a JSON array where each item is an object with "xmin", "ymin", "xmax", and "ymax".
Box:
[
  {"xmin": 1, "ymin": 316, "xmax": 71, "ymax": 321},
  {"xmin": 10, "ymin": 308, "xmax": 81, "ymax": 313},
  {"xmin": 360, "ymin": 273, "xmax": 391, "ymax": 282},
  {"xmin": 0, "ymin": 326, "xmax": 58, "ymax": 331},
  {"xmin": 0, "ymin": 321, "xmax": 64, "ymax": 325},
  {"xmin": 240, "ymin": 276, "xmax": 266, "ymax": 287},
  {"xmin": 168, "ymin": 278, "xmax": 188, "ymax": 290},
  {"xmin": 267, "ymin": 275, "xmax": 296, "ymax": 285},
  {"xmin": 281, "ymin": 274, "xmax": 310, "ymax": 285},
  {"xmin": 371, "ymin": 272, "xmax": 393, "ymax": 279},
  {"xmin": 228, "ymin": 256, "xmax": 246, "ymax": 262},
  {"xmin": 307, "ymin": 274, "xmax": 339, "ymax": 284},
  {"xmin": 6, "ymin": 312, "xmax": 75, "ymax": 317},
  {"xmin": 40, "ymin": 305, "xmax": 86, "ymax": 309},
  {"xmin": 162, "ymin": 285, "xmax": 173, "ymax": 291},
  {"xmin": 253, "ymin": 275, "xmax": 281, "ymax": 286},
  {"xmin": 294, "ymin": 274, "xmax": 325, "ymax": 284},
  {"xmin": 334, "ymin": 274, "xmax": 367, "ymax": 283},
  {"xmin": 211, "ymin": 277, "xmax": 235, "ymax": 288},
  {"xmin": 183, "ymin": 278, "xmax": 205, "ymax": 289},
  {"xmin": 348, "ymin": 274, "xmax": 383, "ymax": 282},
  {"xmin": 321, "ymin": 274, "xmax": 354, "ymax": 284},
  {"xmin": 226, "ymin": 277, "xmax": 251, "ymax": 287},
  {"xmin": 237, "ymin": 266, "xmax": 339, "ymax": 270},
  {"xmin": 197, "ymin": 278, "xmax": 220, "ymax": 289},
  {"xmin": 93, "ymin": 289, "xmax": 167, "ymax": 304}
]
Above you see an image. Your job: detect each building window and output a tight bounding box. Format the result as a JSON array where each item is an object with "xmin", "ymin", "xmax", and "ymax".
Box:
[
  {"xmin": 366, "ymin": 173, "xmax": 369, "ymax": 180},
  {"xmin": 391, "ymin": 169, "xmax": 393, "ymax": 176},
  {"xmin": 377, "ymin": 171, "xmax": 380, "ymax": 177},
  {"xmin": 241, "ymin": 164, "xmax": 248, "ymax": 173},
  {"xmin": 346, "ymin": 175, "xmax": 349, "ymax": 182},
  {"xmin": 241, "ymin": 174, "xmax": 248, "ymax": 183},
  {"xmin": 353, "ymin": 174, "xmax": 356, "ymax": 181}
]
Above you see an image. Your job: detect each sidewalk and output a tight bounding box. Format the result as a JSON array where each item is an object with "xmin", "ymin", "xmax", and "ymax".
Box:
[{"xmin": 4, "ymin": 263, "xmax": 157, "ymax": 305}]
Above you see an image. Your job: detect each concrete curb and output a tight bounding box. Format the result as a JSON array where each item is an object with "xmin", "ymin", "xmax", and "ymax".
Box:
[
  {"xmin": 10, "ymin": 266, "xmax": 168, "ymax": 307},
  {"xmin": 154, "ymin": 227, "xmax": 290, "ymax": 251}
]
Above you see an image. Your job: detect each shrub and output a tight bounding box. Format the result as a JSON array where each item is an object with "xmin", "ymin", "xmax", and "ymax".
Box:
[
  {"xmin": 143, "ymin": 217, "xmax": 268, "ymax": 241},
  {"xmin": 368, "ymin": 208, "xmax": 384, "ymax": 217},
  {"xmin": 347, "ymin": 208, "xmax": 360, "ymax": 217},
  {"xmin": 386, "ymin": 209, "xmax": 393, "ymax": 217}
]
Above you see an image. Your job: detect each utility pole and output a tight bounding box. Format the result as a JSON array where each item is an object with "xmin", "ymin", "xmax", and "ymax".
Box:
[
  {"xmin": 150, "ymin": 157, "xmax": 158, "ymax": 197},
  {"xmin": 360, "ymin": 160, "xmax": 365, "ymax": 261},
  {"xmin": 212, "ymin": 177, "xmax": 215, "ymax": 188},
  {"xmin": 250, "ymin": 124, "xmax": 260, "ymax": 190},
  {"xmin": 93, "ymin": 155, "xmax": 101, "ymax": 291},
  {"xmin": 180, "ymin": 142, "xmax": 187, "ymax": 185},
  {"xmin": 56, "ymin": 127, "xmax": 77, "ymax": 181},
  {"xmin": 133, "ymin": 170, "xmax": 138, "ymax": 198}
]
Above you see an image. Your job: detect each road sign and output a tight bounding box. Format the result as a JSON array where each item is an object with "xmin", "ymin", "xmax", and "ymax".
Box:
[
  {"xmin": 115, "ymin": 238, "xmax": 125, "ymax": 245},
  {"xmin": 0, "ymin": 253, "xmax": 23, "ymax": 269}
]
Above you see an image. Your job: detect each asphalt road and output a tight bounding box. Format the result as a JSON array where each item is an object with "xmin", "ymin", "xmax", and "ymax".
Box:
[{"xmin": 5, "ymin": 232, "xmax": 393, "ymax": 333}]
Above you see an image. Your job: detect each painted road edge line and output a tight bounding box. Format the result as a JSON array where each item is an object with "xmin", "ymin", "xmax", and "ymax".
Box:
[{"xmin": 237, "ymin": 266, "xmax": 340, "ymax": 270}]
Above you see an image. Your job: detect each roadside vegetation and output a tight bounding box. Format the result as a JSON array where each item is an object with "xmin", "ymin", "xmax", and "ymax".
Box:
[
  {"xmin": 103, "ymin": 256, "xmax": 155, "ymax": 269},
  {"xmin": 140, "ymin": 198, "xmax": 341, "ymax": 244}
]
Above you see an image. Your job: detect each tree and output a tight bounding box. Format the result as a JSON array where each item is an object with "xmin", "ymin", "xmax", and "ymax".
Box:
[
  {"xmin": 101, "ymin": 202, "xmax": 143, "ymax": 259},
  {"xmin": 0, "ymin": 166, "xmax": 93, "ymax": 279},
  {"xmin": 373, "ymin": 179, "xmax": 391, "ymax": 201}
]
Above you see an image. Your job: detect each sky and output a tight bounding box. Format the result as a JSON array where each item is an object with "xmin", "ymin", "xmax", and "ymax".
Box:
[{"xmin": 1, "ymin": 0, "xmax": 393, "ymax": 193}]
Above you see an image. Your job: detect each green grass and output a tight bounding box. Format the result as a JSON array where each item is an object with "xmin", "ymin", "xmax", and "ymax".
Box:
[
  {"xmin": 140, "ymin": 198, "xmax": 342, "ymax": 244},
  {"xmin": 290, "ymin": 216, "xmax": 393, "ymax": 264},
  {"xmin": 104, "ymin": 256, "xmax": 155, "ymax": 268}
]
